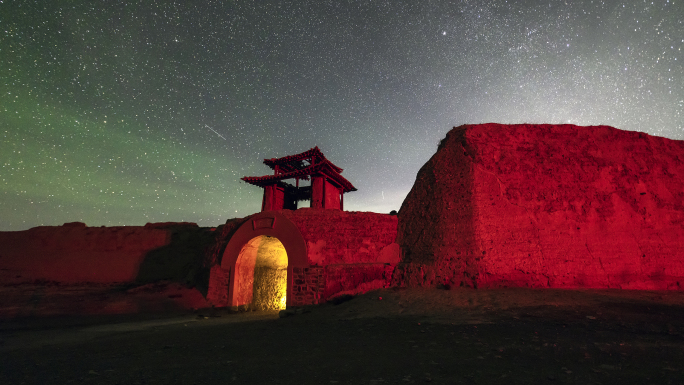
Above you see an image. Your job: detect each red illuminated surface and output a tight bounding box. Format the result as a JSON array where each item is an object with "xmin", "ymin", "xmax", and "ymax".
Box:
[
  {"xmin": 2, "ymin": 124, "xmax": 683, "ymax": 318},
  {"xmin": 0, "ymin": 222, "xmax": 171, "ymax": 285},
  {"xmin": 208, "ymin": 210, "xmax": 399, "ymax": 308},
  {"xmin": 242, "ymin": 147, "xmax": 356, "ymax": 211},
  {"xmin": 395, "ymin": 123, "xmax": 684, "ymax": 290},
  {"xmin": 218, "ymin": 211, "xmax": 308, "ymax": 308}
]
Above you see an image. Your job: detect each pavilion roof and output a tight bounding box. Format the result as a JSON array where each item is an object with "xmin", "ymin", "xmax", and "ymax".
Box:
[
  {"xmin": 262, "ymin": 146, "xmax": 343, "ymax": 174},
  {"xmin": 242, "ymin": 158, "xmax": 357, "ymax": 193}
]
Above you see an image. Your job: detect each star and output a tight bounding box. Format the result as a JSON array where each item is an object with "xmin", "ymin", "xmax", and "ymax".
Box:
[{"xmin": 1, "ymin": 0, "xmax": 682, "ymax": 230}]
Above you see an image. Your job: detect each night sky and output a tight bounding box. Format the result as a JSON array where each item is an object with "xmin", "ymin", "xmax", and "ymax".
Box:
[{"xmin": 1, "ymin": 0, "xmax": 682, "ymax": 231}]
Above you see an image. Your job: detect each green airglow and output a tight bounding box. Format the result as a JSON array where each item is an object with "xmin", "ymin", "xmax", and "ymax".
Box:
[{"xmin": 1, "ymin": 88, "xmax": 259, "ymax": 230}]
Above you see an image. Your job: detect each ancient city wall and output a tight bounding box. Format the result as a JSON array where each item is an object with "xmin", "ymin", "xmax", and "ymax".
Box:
[
  {"xmin": 0, "ymin": 223, "xmax": 170, "ymax": 284},
  {"xmin": 282, "ymin": 209, "xmax": 399, "ymax": 303},
  {"xmin": 395, "ymin": 123, "xmax": 684, "ymax": 290},
  {"xmin": 208, "ymin": 209, "xmax": 400, "ymax": 307},
  {"xmin": 0, "ymin": 221, "xmax": 221, "ymax": 286},
  {"xmin": 5, "ymin": 122, "xmax": 682, "ymax": 318}
]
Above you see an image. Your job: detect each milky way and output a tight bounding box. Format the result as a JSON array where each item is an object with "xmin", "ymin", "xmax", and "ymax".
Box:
[{"xmin": 1, "ymin": 0, "xmax": 682, "ymax": 230}]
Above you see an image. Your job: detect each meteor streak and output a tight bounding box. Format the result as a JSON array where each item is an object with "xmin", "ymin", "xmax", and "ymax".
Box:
[{"xmin": 205, "ymin": 124, "xmax": 226, "ymax": 140}]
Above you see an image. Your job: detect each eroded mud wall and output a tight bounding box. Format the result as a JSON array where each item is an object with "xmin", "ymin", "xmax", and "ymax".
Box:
[
  {"xmin": 0, "ymin": 223, "xmax": 171, "ymax": 284},
  {"xmin": 396, "ymin": 124, "xmax": 684, "ymax": 290},
  {"xmin": 0, "ymin": 222, "xmax": 218, "ymax": 285}
]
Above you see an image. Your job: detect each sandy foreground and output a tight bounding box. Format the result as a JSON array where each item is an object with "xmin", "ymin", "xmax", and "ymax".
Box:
[{"xmin": 1, "ymin": 286, "xmax": 684, "ymax": 384}]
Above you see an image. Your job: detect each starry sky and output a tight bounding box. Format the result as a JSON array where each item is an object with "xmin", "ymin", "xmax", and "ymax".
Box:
[{"xmin": 1, "ymin": 0, "xmax": 682, "ymax": 231}]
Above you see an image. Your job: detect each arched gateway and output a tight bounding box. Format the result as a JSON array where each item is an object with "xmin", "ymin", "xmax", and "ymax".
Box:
[{"xmin": 221, "ymin": 211, "xmax": 308, "ymax": 308}]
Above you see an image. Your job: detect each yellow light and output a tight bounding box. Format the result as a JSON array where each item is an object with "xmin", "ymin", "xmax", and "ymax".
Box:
[{"xmin": 250, "ymin": 235, "xmax": 289, "ymax": 311}]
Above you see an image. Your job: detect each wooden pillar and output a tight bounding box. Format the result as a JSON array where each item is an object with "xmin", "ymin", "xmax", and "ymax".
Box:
[
  {"xmin": 262, "ymin": 185, "xmax": 274, "ymax": 211},
  {"xmin": 261, "ymin": 188, "xmax": 267, "ymax": 212},
  {"xmin": 311, "ymin": 175, "xmax": 324, "ymax": 209},
  {"xmin": 322, "ymin": 180, "xmax": 341, "ymax": 209},
  {"xmin": 262, "ymin": 184, "xmax": 285, "ymax": 211}
]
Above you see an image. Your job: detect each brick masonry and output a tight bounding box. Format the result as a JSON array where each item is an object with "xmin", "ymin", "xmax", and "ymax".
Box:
[
  {"xmin": 291, "ymin": 266, "xmax": 325, "ymax": 306},
  {"xmin": 206, "ymin": 265, "xmax": 231, "ymax": 307}
]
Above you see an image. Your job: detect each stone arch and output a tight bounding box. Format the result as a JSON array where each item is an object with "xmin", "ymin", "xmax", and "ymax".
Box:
[{"xmin": 221, "ymin": 211, "xmax": 308, "ymax": 308}]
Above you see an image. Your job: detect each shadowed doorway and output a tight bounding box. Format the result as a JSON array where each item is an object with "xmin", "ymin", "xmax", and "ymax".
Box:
[{"xmin": 235, "ymin": 235, "xmax": 288, "ymax": 310}]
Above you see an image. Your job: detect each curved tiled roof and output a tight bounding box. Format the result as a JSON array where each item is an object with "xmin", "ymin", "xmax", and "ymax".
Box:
[
  {"xmin": 242, "ymin": 158, "xmax": 356, "ymax": 193},
  {"xmin": 262, "ymin": 146, "xmax": 343, "ymax": 174}
]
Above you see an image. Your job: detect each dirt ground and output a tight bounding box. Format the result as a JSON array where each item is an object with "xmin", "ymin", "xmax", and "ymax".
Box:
[{"xmin": 2, "ymin": 287, "xmax": 684, "ymax": 384}]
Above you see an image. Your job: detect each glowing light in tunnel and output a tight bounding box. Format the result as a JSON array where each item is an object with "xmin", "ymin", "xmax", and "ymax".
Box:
[{"xmin": 236, "ymin": 235, "xmax": 288, "ymax": 310}]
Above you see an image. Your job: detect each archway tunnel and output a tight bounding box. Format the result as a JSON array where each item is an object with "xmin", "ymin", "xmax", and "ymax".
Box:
[{"xmin": 235, "ymin": 235, "xmax": 288, "ymax": 310}]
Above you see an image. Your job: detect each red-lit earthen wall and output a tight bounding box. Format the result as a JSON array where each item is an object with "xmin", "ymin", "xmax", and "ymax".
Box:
[
  {"xmin": 394, "ymin": 123, "xmax": 684, "ymax": 290},
  {"xmin": 0, "ymin": 211, "xmax": 398, "ymax": 314},
  {"xmin": 207, "ymin": 208, "xmax": 400, "ymax": 306},
  {"xmin": 0, "ymin": 223, "xmax": 171, "ymax": 284},
  {"xmin": 281, "ymin": 209, "xmax": 399, "ymax": 304},
  {"xmin": 0, "ymin": 222, "xmax": 218, "ymax": 317},
  {"xmin": 208, "ymin": 209, "xmax": 400, "ymax": 307},
  {"xmin": 4, "ymin": 122, "xmax": 681, "ymax": 318}
]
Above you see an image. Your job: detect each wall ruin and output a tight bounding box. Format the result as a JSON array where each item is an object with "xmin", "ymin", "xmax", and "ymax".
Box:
[
  {"xmin": 3, "ymin": 123, "xmax": 683, "ymax": 318},
  {"xmin": 395, "ymin": 123, "xmax": 684, "ymax": 290},
  {"xmin": 211, "ymin": 209, "xmax": 400, "ymax": 308}
]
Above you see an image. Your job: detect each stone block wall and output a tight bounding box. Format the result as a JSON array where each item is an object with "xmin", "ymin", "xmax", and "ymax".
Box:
[
  {"xmin": 252, "ymin": 266, "xmax": 287, "ymax": 310},
  {"xmin": 206, "ymin": 265, "xmax": 231, "ymax": 306},
  {"xmin": 291, "ymin": 266, "xmax": 325, "ymax": 306}
]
